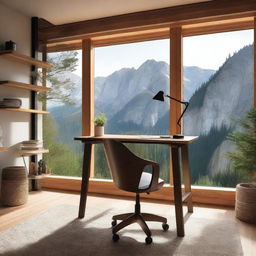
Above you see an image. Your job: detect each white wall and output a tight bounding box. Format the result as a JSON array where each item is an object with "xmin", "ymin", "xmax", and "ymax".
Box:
[{"xmin": 0, "ymin": 3, "xmax": 32, "ymax": 186}]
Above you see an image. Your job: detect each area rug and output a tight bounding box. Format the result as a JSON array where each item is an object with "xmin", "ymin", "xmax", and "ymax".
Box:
[{"xmin": 0, "ymin": 204, "xmax": 243, "ymax": 256}]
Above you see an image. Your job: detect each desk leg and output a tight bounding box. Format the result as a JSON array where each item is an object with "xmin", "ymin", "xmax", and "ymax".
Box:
[
  {"xmin": 78, "ymin": 143, "xmax": 92, "ymax": 219},
  {"xmin": 171, "ymin": 147, "xmax": 184, "ymax": 237},
  {"xmin": 182, "ymin": 145, "xmax": 193, "ymax": 213}
]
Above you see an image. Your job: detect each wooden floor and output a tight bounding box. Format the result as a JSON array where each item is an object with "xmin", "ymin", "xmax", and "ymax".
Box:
[{"xmin": 0, "ymin": 189, "xmax": 255, "ymax": 255}]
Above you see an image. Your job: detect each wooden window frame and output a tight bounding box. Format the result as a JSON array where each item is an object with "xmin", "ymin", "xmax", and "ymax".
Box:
[{"xmin": 41, "ymin": 11, "xmax": 256, "ymax": 207}]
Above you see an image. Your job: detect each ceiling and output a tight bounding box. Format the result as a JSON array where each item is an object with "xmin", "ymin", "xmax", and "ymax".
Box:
[{"xmin": 0, "ymin": 0, "xmax": 211, "ymax": 25}]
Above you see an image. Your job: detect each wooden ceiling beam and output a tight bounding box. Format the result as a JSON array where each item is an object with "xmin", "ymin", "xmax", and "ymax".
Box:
[
  {"xmin": 45, "ymin": 17, "xmax": 253, "ymax": 52},
  {"xmin": 39, "ymin": 0, "xmax": 256, "ymax": 43}
]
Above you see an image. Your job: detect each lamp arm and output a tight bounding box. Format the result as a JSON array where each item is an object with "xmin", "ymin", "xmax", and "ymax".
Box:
[
  {"xmin": 165, "ymin": 95, "xmax": 188, "ymax": 105},
  {"xmin": 177, "ymin": 102, "xmax": 189, "ymax": 127},
  {"xmin": 165, "ymin": 95, "xmax": 189, "ymax": 127}
]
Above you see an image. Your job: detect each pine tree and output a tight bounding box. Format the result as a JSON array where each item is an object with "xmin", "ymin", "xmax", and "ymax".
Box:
[
  {"xmin": 227, "ymin": 108, "xmax": 256, "ymax": 181},
  {"xmin": 38, "ymin": 51, "xmax": 79, "ymax": 108}
]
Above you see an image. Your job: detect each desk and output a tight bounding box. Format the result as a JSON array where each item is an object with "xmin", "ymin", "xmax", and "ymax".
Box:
[{"xmin": 74, "ymin": 135, "xmax": 198, "ymax": 237}]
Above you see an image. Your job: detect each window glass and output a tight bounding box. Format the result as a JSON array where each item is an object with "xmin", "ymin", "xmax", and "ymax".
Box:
[
  {"xmin": 43, "ymin": 50, "xmax": 83, "ymax": 177},
  {"xmin": 183, "ymin": 30, "xmax": 254, "ymax": 187},
  {"xmin": 94, "ymin": 40, "xmax": 171, "ymax": 182}
]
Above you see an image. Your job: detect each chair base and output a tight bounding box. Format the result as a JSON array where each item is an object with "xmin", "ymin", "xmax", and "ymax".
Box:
[
  {"xmin": 112, "ymin": 212, "xmax": 168, "ymax": 237},
  {"xmin": 111, "ymin": 193, "xmax": 168, "ymax": 244}
]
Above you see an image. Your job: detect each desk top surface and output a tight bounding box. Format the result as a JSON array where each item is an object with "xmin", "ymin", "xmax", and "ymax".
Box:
[{"xmin": 74, "ymin": 135, "xmax": 198, "ymax": 145}]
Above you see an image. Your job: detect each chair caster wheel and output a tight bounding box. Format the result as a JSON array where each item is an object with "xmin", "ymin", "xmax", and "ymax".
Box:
[
  {"xmin": 145, "ymin": 236, "xmax": 152, "ymax": 244},
  {"xmin": 162, "ymin": 223, "xmax": 169, "ymax": 231},
  {"xmin": 112, "ymin": 234, "xmax": 119, "ymax": 242},
  {"xmin": 111, "ymin": 220, "xmax": 117, "ymax": 226}
]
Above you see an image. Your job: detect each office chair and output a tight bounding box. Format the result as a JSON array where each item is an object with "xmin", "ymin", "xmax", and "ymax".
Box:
[{"xmin": 103, "ymin": 140, "xmax": 169, "ymax": 244}]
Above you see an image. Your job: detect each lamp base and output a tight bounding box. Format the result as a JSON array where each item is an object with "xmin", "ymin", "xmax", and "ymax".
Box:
[
  {"xmin": 160, "ymin": 134, "xmax": 185, "ymax": 139},
  {"xmin": 173, "ymin": 134, "xmax": 184, "ymax": 139}
]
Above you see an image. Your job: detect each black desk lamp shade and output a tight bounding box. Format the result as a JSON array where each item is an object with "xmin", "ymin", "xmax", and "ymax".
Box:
[{"xmin": 152, "ymin": 91, "xmax": 165, "ymax": 101}]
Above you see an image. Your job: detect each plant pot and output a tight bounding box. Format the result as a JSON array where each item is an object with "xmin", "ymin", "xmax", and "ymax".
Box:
[
  {"xmin": 95, "ymin": 126, "xmax": 104, "ymax": 136},
  {"xmin": 235, "ymin": 183, "xmax": 256, "ymax": 224}
]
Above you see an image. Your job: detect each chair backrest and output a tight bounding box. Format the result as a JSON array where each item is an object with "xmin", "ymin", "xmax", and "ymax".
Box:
[{"xmin": 103, "ymin": 140, "xmax": 149, "ymax": 192}]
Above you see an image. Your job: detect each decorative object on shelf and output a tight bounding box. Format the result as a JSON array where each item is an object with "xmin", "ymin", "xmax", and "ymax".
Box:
[
  {"xmin": 1, "ymin": 166, "xmax": 28, "ymax": 206},
  {"xmin": 29, "ymin": 162, "xmax": 37, "ymax": 176},
  {"xmin": 152, "ymin": 90, "xmax": 189, "ymax": 139},
  {"xmin": 38, "ymin": 159, "xmax": 47, "ymax": 175},
  {"xmin": 227, "ymin": 108, "xmax": 256, "ymax": 224},
  {"xmin": 0, "ymin": 98, "xmax": 22, "ymax": 108},
  {"xmin": 94, "ymin": 112, "xmax": 107, "ymax": 136},
  {"xmin": 5, "ymin": 40, "xmax": 16, "ymax": 51},
  {"xmin": 20, "ymin": 140, "xmax": 43, "ymax": 150}
]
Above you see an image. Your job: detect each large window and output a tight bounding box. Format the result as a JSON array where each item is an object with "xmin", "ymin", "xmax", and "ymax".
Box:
[
  {"xmin": 42, "ymin": 27, "xmax": 254, "ymax": 191},
  {"xmin": 183, "ymin": 30, "xmax": 254, "ymax": 187},
  {"xmin": 94, "ymin": 40, "xmax": 171, "ymax": 182}
]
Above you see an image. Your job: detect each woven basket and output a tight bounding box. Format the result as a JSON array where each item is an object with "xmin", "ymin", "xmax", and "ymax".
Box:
[
  {"xmin": 1, "ymin": 166, "xmax": 28, "ymax": 206},
  {"xmin": 235, "ymin": 183, "xmax": 256, "ymax": 224}
]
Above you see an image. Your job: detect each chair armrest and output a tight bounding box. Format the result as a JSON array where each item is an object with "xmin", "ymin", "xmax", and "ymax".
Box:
[{"xmin": 142, "ymin": 160, "xmax": 161, "ymax": 190}]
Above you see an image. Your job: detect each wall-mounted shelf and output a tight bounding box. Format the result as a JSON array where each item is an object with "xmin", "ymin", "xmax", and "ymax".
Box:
[
  {"xmin": 17, "ymin": 149, "xmax": 49, "ymax": 156},
  {"xmin": 28, "ymin": 174, "xmax": 50, "ymax": 180},
  {"xmin": 0, "ymin": 108, "xmax": 48, "ymax": 114},
  {"xmin": 0, "ymin": 147, "xmax": 9, "ymax": 151},
  {"xmin": 0, "ymin": 50, "xmax": 52, "ymax": 69},
  {"xmin": 0, "ymin": 81, "xmax": 50, "ymax": 92}
]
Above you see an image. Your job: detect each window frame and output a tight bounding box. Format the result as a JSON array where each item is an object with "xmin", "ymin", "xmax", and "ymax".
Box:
[{"xmin": 41, "ymin": 16, "xmax": 256, "ymax": 207}]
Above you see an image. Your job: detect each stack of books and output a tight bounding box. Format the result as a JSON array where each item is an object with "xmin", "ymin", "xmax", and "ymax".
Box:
[{"xmin": 20, "ymin": 140, "xmax": 43, "ymax": 150}]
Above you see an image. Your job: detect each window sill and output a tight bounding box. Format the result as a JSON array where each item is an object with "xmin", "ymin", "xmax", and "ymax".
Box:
[{"xmin": 40, "ymin": 175, "xmax": 235, "ymax": 207}]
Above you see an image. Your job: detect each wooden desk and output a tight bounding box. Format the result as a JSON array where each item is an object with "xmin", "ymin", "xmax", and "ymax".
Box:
[{"xmin": 74, "ymin": 135, "xmax": 198, "ymax": 237}]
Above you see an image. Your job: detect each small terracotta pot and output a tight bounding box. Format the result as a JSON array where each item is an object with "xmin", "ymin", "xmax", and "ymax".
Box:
[
  {"xmin": 235, "ymin": 183, "xmax": 256, "ymax": 224},
  {"xmin": 95, "ymin": 126, "xmax": 104, "ymax": 136}
]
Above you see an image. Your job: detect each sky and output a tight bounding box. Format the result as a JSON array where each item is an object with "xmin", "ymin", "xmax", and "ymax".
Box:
[{"xmin": 74, "ymin": 29, "xmax": 254, "ymax": 77}]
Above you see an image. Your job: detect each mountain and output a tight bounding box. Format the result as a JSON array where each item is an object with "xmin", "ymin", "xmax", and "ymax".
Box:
[
  {"xmin": 184, "ymin": 66, "xmax": 215, "ymax": 100},
  {"xmin": 184, "ymin": 45, "xmax": 253, "ymax": 176},
  {"xmin": 49, "ymin": 59, "xmax": 214, "ymax": 134},
  {"xmin": 184, "ymin": 45, "xmax": 253, "ymax": 136}
]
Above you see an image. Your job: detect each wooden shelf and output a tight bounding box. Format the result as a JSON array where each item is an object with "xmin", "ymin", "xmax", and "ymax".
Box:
[
  {"xmin": 0, "ymin": 108, "xmax": 48, "ymax": 114},
  {"xmin": 0, "ymin": 50, "xmax": 52, "ymax": 69},
  {"xmin": 0, "ymin": 147, "xmax": 9, "ymax": 151},
  {"xmin": 0, "ymin": 81, "xmax": 50, "ymax": 92},
  {"xmin": 28, "ymin": 174, "xmax": 50, "ymax": 180},
  {"xmin": 17, "ymin": 149, "xmax": 49, "ymax": 156}
]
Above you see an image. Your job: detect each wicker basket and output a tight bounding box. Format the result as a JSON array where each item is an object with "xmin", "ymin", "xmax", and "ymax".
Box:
[
  {"xmin": 235, "ymin": 183, "xmax": 256, "ymax": 224},
  {"xmin": 1, "ymin": 166, "xmax": 28, "ymax": 206}
]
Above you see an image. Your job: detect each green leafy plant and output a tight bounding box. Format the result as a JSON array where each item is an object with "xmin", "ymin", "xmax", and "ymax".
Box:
[
  {"xmin": 227, "ymin": 108, "xmax": 256, "ymax": 181},
  {"xmin": 33, "ymin": 51, "xmax": 79, "ymax": 109},
  {"xmin": 94, "ymin": 112, "xmax": 107, "ymax": 126}
]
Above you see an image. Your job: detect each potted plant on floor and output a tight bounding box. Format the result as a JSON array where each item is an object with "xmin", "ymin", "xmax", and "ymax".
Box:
[
  {"xmin": 94, "ymin": 112, "xmax": 107, "ymax": 136},
  {"xmin": 227, "ymin": 108, "xmax": 256, "ymax": 224}
]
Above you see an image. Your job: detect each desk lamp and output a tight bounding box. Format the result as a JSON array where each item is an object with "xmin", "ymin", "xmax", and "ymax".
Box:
[{"xmin": 152, "ymin": 90, "xmax": 189, "ymax": 139}]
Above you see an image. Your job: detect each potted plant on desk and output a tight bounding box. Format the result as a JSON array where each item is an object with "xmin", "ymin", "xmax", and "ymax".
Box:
[
  {"xmin": 94, "ymin": 112, "xmax": 107, "ymax": 136},
  {"xmin": 227, "ymin": 108, "xmax": 256, "ymax": 224}
]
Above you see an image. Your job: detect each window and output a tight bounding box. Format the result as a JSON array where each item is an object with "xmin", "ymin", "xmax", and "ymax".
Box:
[
  {"xmin": 43, "ymin": 50, "xmax": 83, "ymax": 177},
  {"xmin": 183, "ymin": 30, "xmax": 254, "ymax": 187},
  {"xmin": 94, "ymin": 39, "xmax": 171, "ymax": 182}
]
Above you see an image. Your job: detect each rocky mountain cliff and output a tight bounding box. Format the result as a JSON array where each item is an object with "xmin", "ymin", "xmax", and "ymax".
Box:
[
  {"xmin": 184, "ymin": 45, "xmax": 253, "ymax": 135},
  {"xmin": 184, "ymin": 45, "xmax": 253, "ymax": 175}
]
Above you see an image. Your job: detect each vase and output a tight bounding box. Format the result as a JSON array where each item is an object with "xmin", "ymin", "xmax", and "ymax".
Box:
[
  {"xmin": 235, "ymin": 183, "xmax": 256, "ymax": 224},
  {"xmin": 95, "ymin": 126, "xmax": 104, "ymax": 136}
]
